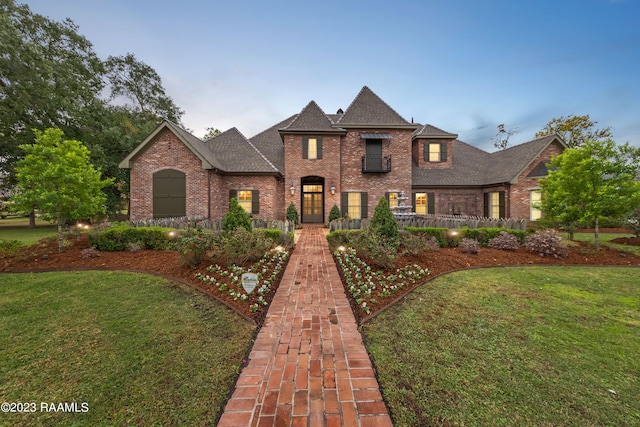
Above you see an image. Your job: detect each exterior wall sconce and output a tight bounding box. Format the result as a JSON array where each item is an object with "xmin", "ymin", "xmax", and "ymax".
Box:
[
  {"xmin": 330, "ymin": 183, "xmax": 336, "ymax": 195},
  {"xmin": 290, "ymin": 182, "xmax": 295, "ymax": 195}
]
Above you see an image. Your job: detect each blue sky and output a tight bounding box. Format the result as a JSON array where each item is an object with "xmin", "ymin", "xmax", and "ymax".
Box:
[{"xmin": 24, "ymin": 0, "xmax": 640, "ymax": 151}]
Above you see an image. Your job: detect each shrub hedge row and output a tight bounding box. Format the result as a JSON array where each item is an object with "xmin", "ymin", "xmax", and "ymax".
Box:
[
  {"xmin": 329, "ymin": 227, "xmax": 529, "ymax": 251},
  {"xmin": 89, "ymin": 226, "xmax": 173, "ymax": 251}
]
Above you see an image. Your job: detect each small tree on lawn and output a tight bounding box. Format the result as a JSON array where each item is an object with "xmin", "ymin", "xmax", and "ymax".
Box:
[
  {"xmin": 222, "ymin": 197, "xmax": 252, "ymax": 232},
  {"xmin": 11, "ymin": 128, "xmax": 113, "ymax": 252},
  {"xmin": 540, "ymin": 139, "xmax": 640, "ymax": 250},
  {"xmin": 370, "ymin": 196, "xmax": 399, "ymax": 246},
  {"xmin": 286, "ymin": 202, "xmax": 299, "ymax": 226}
]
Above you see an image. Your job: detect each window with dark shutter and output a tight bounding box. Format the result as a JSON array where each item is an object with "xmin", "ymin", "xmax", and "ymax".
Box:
[{"xmin": 303, "ymin": 137, "xmax": 322, "ymax": 159}]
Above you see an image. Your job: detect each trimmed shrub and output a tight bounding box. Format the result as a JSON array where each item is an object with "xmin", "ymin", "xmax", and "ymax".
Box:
[
  {"xmin": 222, "ymin": 198, "xmax": 252, "ymax": 232},
  {"xmin": 212, "ymin": 228, "xmax": 273, "ymax": 266},
  {"xmin": 175, "ymin": 235, "xmax": 212, "ymax": 268},
  {"xmin": 462, "ymin": 227, "xmax": 527, "ymax": 246},
  {"xmin": 89, "ymin": 226, "xmax": 172, "ymax": 251},
  {"xmin": 329, "ymin": 204, "xmax": 341, "ymax": 222},
  {"xmin": 286, "ymin": 202, "xmax": 299, "ymax": 226},
  {"xmin": 353, "ymin": 228, "xmax": 397, "ymax": 269},
  {"xmin": 399, "ymin": 230, "xmax": 439, "ymax": 255},
  {"xmin": 370, "ymin": 197, "xmax": 399, "ymax": 246},
  {"xmin": 403, "ymin": 227, "xmax": 450, "ymax": 247},
  {"xmin": 525, "ymin": 229, "xmax": 568, "ymax": 258},
  {"xmin": 488, "ymin": 231, "xmax": 521, "ymax": 250},
  {"xmin": 459, "ymin": 238, "xmax": 481, "ymax": 254},
  {"xmin": 326, "ymin": 229, "xmax": 361, "ymax": 252}
]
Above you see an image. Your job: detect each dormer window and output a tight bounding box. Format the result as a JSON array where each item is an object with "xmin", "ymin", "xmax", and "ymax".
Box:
[{"xmin": 425, "ymin": 142, "xmax": 447, "ymax": 162}]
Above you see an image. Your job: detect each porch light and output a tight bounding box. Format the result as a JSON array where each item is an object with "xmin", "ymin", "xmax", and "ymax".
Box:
[
  {"xmin": 330, "ymin": 183, "xmax": 336, "ymax": 195},
  {"xmin": 290, "ymin": 182, "xmax": 295, "ymax": 195}
]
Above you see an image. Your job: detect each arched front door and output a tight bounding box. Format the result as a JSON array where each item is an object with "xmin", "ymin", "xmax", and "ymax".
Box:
[
  {"xmin": 301, "ymin": 176, "xmax": 324, "ymax": 223},
  {"xmin": 153, "ymin": 169, "xmax": 186, "ymax": 218}
]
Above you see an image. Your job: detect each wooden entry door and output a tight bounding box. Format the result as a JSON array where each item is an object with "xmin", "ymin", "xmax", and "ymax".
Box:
[{"xmin": 302, "ymin": 184, "xmax": 323, "ymax": 223}]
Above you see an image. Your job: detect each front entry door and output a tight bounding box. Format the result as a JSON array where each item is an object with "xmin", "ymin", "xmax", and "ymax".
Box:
[{"xmin": 302, "ymin": 184, "xmax": 323, "ymax": 223}]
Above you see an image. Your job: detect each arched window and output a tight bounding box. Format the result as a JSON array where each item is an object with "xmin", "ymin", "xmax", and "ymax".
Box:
[{"xmin": 153, "ymin": 169, "xmax": 186, "ymax": 218}]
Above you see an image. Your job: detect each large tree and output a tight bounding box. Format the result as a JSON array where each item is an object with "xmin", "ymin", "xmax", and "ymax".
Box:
[
  {"xmin": 104, "ymin": 53, "xmax": 184, "ymax": 124},
  {"xmin": 11, "ymin": 128, "xmax": 113, "ymax": 251},
  {"xmin": 540, "ymin": 139, "xmax": 640, "ymax": 250},
  {"xmin": 536, "ymin": 114, "xmax": 612, "ymax": 148},
  {"xmin": 0, "ymin": 0, "xmax": 104, "ymax": 185}
]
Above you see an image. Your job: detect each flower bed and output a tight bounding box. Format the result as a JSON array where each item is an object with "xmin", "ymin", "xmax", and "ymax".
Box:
[
  {"xmin": 195, "ymin": 248, "xmax": 290, "ymax": 313},
  {"xmin": 334, "ymin": 247, "xmax": 430, "ymax": 315}
]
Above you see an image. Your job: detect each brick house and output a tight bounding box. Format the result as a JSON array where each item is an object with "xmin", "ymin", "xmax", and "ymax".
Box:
[{"xmin": 119, "ymin": 86, "xmax": 566, "ymax": 223}]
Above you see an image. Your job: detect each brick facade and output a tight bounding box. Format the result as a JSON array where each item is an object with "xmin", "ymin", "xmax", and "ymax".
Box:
[
  {"xmin": 130, "ymin": 129, "xmax": 209, "ymax": 221},
  {"xmin": 340, "ymin": 129, "xmax": 414, "ymax": 217},
  {"xmin": 509, "ymin": 141, "xmax": 564, "ymax": 220},
  {"xmin": 122, "ymin": 89, "xmax": 566, "ymax": 223}
]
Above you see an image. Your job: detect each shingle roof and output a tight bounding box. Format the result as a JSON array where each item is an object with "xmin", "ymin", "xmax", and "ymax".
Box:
[
  {"xmin": 412, "ymin": 134, "xmax": 566, "ymax": 187},
  {"xmin": 249, "ymin": 114, "xmax": 297, "ymax": 173},
  {"xmin": 204, "ymin": 127, "xmax": 279, "ymax": 173},
  {"xmin": 336, "ymin": 86, "xmax": 416, "ymax": 128},
  {"xmin": 413, "ymin": 124, "xmax": 458, "ymax": 139},
  {"xmin": 413, "ymin": 140, "xmax": 490, "ymax": 186},
  {"xmin": 280, "ymin": 101, "xmax": 343, "ymax": 133}
]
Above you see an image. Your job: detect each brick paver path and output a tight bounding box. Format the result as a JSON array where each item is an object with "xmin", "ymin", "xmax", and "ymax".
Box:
[{"xmin": 217, "ymin": 227, "xmax": 393, "ymax": 427}]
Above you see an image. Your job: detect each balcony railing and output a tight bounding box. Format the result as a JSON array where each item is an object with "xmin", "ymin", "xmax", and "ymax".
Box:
[{"xmin": 361, "ymin": 155, "xmax": 391, "ymax": 173}]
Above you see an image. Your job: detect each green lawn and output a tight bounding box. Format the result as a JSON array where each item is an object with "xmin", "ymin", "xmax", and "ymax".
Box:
[
  {"xmin": 362, "ymin": 266, "xmax": 640, "ymax": 427},
  {"xmin": 568, "ymin": 231, "xmax": 640, "ymax": 256},
  {"xmin": 0, "ymin": 218, "xmax": 57, "ymax": 246},
  {"xmin": 0, "ymin": 271, "xmax": 255, "ymax": 426}
]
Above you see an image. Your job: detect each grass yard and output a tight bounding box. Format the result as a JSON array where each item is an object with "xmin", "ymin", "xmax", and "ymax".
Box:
[
  {"xmin": 0, "ymin": 271, "xmax": 255, "ymax": 426},
  {"xmin": 568, "ymin": 231, "xmax": 640, "ymax": 256},
  {"xmin": 362, "ymin": 266, "xmax": 640, "ymax": 427},
  {"xmin": 0, "ymin": 218, "xmax": 57, "ymax": 246}
]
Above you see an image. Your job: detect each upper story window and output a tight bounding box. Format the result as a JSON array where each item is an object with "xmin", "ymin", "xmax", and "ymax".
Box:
[
  {"xmin": 425, "ymin": 142, "xmax": 448, "ymax": 162},
  {"xmin": 303, "ymin": 137, "xmax": 322, "ymax": 159}
]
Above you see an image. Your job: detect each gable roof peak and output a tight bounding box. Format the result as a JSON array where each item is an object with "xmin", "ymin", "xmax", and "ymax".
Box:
[
  {"xmin": 336, "ymin": 86, "xmax": 416, "ymax": 128},
  {"xmin": 280, "ymin": 100, "xmax": 343, "ymax": 133}
]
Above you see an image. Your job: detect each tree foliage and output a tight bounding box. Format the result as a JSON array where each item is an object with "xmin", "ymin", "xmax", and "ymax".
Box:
[
  {"xmin": 0, "ymin": 0, "xmax": 104, "ymax": 183},
  {"xmin": 492, "ymin": 124, "xmax": 519, "ymax": 150},
  {"xmin": 1, "ymin": 1, "xmax": 187, "ymax": 217},
  {"xmin": 536, "ymin": 114, "xmax": 612, "ymax": 148},
  {"xmin": 10, "ymin": 128, "xmax": 113, "ymax": 251},
  {"xmin": 104, "ymin": 53, "xmax": 183, "ymax": 124},
  {"xmin": 540, "ymin": 139, "xmax": 640, "ymax": 249}
]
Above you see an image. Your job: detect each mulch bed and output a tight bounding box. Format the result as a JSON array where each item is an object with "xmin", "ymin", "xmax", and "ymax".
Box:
[{"xmin": 2, "ymin": 232, "xmax": 640, "ymax": 325}]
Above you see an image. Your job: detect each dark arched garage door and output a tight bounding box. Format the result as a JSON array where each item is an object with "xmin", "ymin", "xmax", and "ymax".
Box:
[{"xmin": 153, "ymin": 169, "xmax": 186, "ymax": 218}]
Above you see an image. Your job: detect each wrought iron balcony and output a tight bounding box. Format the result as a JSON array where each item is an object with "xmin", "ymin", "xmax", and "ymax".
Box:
[{"xmin": 361, "ymin": 155, "xmax": 391, "ymax": 173}]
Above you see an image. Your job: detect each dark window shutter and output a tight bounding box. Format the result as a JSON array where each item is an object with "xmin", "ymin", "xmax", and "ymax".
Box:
[
  {"xmin": 229, "ymin": 190, "xmax": 238, "ymax": 206},
  {"xmin": 428, "ymin": 192, "xmax": 435, "ymax": 215},
  {"xmin": 499, "ymin": 191, "xmax": 505, "ymax": 218},
  {"xmin": 411, "ymin": 192, "xmax": 417, "ymax": 212},
  {"xmin": 252, "ymin": 190, "xmax": 260, "ymax": 214},
  {"xmin": 423, "ymin": 143, "xmax": 428, "ymax": 161},
  {"xmin": 317, "ymin": 137, "xmax": 323, "ymax": 159},
  {"xmin": 302, "ymin": 138, "xmax": 308, "ymax": 159},
  {"xmin": 440, "ymin": 143, "xmax": 447, "ymax": 162},
  {"xmin": 341, "ymin": 192, "xmax": 348, "ymax": 215},
  {"xmin": 385, "ymin": 192, "xmax": 390, "ymax": 203},
  {"xmin": 361, "ymin": 192, "xmax": 368, "ymax": 219},
  {"xmin": 483, "ymin": 193, "xmax": 489, "ymax": 217}
]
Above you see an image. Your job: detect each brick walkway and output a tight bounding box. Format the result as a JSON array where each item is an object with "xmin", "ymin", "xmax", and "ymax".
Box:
[{"xmin": 217, "ymin": 227, "xmax": 393, "ymax": 427}]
